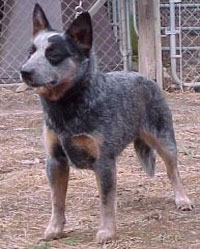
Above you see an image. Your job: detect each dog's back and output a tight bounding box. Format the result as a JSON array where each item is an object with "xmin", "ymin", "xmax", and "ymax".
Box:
[
  {"xmin": 78, "ymin": 70, "xmax": 174, "ymax": 176},
  {"xmin": 82, "ymin": 70, "xmax": 173, "ymax": 154}
]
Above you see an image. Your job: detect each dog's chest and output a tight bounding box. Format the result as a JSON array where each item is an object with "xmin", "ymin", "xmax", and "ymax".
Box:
[
  {"xmin": 44, "ymin": 109, "xmax": 83, "ymax": 135},
  {"xmin": 42, "ymin": 98, "xmax": 98, "ymax": 135}
]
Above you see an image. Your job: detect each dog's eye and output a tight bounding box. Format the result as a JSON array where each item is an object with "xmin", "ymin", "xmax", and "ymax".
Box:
[
  {"xmin": 29, "ymin": 45, "xmax": 36, "ymax": 55},
  {"xmin": 45, "ymin": 45, "xmax": 69, "ymax": 65},
  {"xmin": 28, "ymin": 45, "xmax": 36, "ymax": 57}
]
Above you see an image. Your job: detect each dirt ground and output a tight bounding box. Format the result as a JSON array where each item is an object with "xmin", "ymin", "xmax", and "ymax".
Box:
[{"xmin": 1, "ymin": 87, "xmax": 200, "ymax": 249}]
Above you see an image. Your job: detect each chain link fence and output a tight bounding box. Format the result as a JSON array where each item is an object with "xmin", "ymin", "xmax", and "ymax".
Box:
[
  {"xmin": 0, "ymin": 0, "xmax": 133, "ymax": 84},
  {"xmin": 181, "ymin": 3, "xmax": 200, "ymax": 85},
  {"xmin": 161, "ymin": 0, "xmax": 200, "ymax": 88},
  {"xmin": 1, "ymin": 0, "xmax": 199, "ymax": 88}
]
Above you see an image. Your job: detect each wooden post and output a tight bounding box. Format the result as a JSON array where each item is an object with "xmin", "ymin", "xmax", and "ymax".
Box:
[
  {"xmin": 154, "ymin": 0, "xmax": 163, "ymax": 89},
  {"xmin": 138, "ymin": 0, "xmax": 163, "ymax": 88}
]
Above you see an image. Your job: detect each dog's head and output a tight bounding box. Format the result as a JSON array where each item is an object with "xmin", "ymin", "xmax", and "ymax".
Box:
[{"xmin": 21, "ymin": 4, "xmax": 92, "ymax": 99}]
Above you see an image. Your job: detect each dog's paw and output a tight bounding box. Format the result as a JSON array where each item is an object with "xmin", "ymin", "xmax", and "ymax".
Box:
[
  {"xmin": 176, "ymin": 196, "xmax": 194, "ymax": 211},
  {"xmin": 96, "ymin": 228, "xmax": 116, "ymax": 244},
  {"xmin": 44, "ymin": 218, "xmax": 65, "ymax": 241},
  {"xmin": 44, "ymin": 225, "xmax": 63, "ymax": 241}
]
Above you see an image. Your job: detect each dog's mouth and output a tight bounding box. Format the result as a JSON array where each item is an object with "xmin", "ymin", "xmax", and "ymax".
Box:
[{"xmin": 24, "ymin": 79, "xmax": 58, "ymax": 88}]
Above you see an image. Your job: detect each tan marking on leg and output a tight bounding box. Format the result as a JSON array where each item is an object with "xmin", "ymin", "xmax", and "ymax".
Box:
[
  {"xmin": 43, "ymin": 125, "xmax": 59, "ymax": 156},
  {"xmin": 44, "ymin": 163, "xmax": 70, "ymax": 240},
  {"xmin": 141, "ymin": 130, "xmax": 193, "ymax": 211},
  {"xmin": 95, "ymin": 168, "xmax": 116, "ymax": 243},
  {"xmin": 70, "ymin": 133, "xmax": 102, "ymax": 160},
  {"xmin": 43, "ymin": 126, "xmax": 69, "ymax": 240}
]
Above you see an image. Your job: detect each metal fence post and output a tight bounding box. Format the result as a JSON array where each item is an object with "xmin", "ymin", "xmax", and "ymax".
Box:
[
  {"xmin": 89, "ymin": 0, "xmax": 107, "ymax": 16},
  {"xmin": 161, "ymin": 1, "xmax": 200, "ymax": 88},
  {"xmin": 126, "ymin": 0, "xmax": 133, "ymax": 71},
  {"xmin": 119, "ymin": 0, "xmax": 133, "ymax": 71},
  {"xmin": 120, "ymin": 0, "xmax": 129, "ymax": 71},
  {"xmin": 154, "ymin": 0, "xmax": 163, "ymax": 89},
  {"xmin": 169, "ymin": 0, "xmax": 183, "ymax": 88}
]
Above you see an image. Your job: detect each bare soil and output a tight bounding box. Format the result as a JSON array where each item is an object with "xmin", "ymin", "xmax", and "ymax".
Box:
[{"xmin": 1, "ymin": 87, "xmax": 200, "ymax": 249}]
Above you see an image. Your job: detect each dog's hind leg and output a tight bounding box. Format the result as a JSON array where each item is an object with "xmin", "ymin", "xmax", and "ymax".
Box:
[
  {"xmin": 141, "ymin": 130, "xmax": 193, "ymax": 211},
  {"xmin": 43, "ymin": 127, "xmax": 69, "ymax": 240},
  {"xmin": 134, "ymin": 138, "xmax": 156, "ymax": 177},
  {"xmin": 95, "ymin": 159, "xmax": 117, "ymax": 243}
]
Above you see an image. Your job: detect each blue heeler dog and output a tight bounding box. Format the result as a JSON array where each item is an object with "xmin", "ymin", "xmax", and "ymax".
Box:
[{"xmin": 21, "ymin": 4, "xmax": 193, "ymax": 243}]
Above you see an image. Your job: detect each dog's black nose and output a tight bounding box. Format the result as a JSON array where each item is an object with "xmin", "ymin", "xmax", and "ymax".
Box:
[{"xmin": 20, "ymin": 69, "xmax": 34, "ymax": 81}]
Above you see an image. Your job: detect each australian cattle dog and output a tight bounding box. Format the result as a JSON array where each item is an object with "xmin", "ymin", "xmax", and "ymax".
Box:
[{"xmin": 20, "ymin": 4, "xmax": 193, "ymax": 243}]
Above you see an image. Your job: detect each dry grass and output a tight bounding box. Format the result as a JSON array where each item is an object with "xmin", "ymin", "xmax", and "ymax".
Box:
[{"xmin": 1, "ymin": 87, "xmax": 200, "ymax": 249}]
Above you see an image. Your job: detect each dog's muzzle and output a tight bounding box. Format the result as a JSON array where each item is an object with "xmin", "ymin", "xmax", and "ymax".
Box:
[{"xmin": 20, "ymin": 68, "xmax": 57, "ymax": 88}]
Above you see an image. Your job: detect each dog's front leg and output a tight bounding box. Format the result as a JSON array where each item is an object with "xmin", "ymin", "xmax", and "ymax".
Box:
[
  {"xmin": 95, "ymin": 162, "xmax": 117, "ymax": 243},
  {"xmin": 44, "ymin": 157, "xmax": 69, "ymax": 240}
]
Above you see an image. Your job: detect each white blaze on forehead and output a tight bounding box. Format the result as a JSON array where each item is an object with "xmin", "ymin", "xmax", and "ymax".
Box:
[{"xmin": 33, "ymin": 31, "xmax": 61, "ymax": 50}]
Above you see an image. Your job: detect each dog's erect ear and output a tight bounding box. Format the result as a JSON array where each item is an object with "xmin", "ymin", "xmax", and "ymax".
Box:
[
  {"xmin": 33, "ymin": 3, "xmax": 51, "ymax": 36},
  {"xmin": 67, "ymin": 12, "xmax": 93, "ymax": 53}
]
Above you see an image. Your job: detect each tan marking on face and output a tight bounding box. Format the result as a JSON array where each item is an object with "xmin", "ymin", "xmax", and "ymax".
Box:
[
  {"xmin": 70, "ymin": 133, "xmax": 101, "ymax": 160},
  {"xmin": 37, "ymin": 81, "xmax": 74, "ymax": 101},
  {"xmin": 37, "ymin": 59, "xmax": 77, "ymax": 101},
  {"xmin": 43, "ymin": 125, "xmax": 59, "ymax": 156}
]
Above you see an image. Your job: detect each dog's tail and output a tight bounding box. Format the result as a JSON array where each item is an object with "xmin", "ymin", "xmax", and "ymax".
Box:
[{"xmin": 134, "ymin": 138, "xmax": 156, "ymax": 177}]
